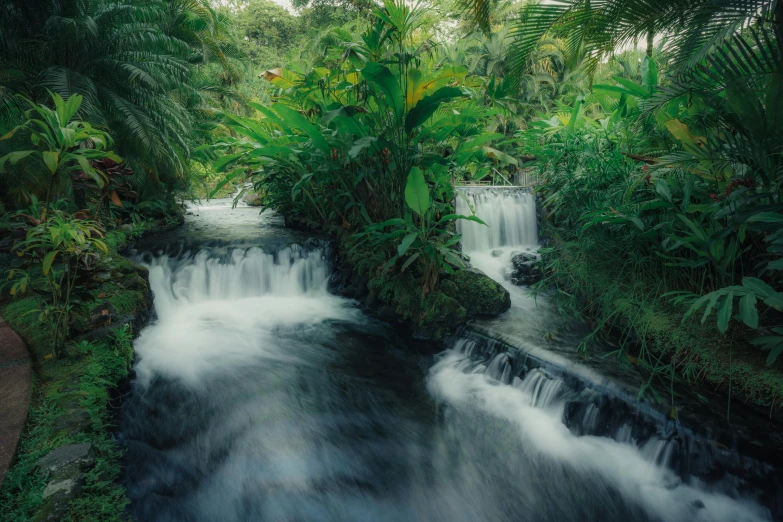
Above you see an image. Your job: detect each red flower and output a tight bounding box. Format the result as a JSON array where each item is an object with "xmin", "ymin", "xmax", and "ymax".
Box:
[{"xmin": 710, "ymin": 193, "xmax": 718, "ymax": 201}]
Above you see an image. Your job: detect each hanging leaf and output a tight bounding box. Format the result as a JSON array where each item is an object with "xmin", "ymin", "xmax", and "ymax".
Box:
[
  {"xmin": 398, "ymin": 233, "xmax": 417, "ymax": 256},
  {"xmin": 738, "ymin": 293, "xmax": 758, "ymax": 329},
  {"xmin": 405, "ymin": 87, "xmax": 463, "ymax": 133},
  {"xmin": 717, "ymin": 292, "xmax": 733, "ymax": 334},
  {"xmin": 404, "ymin": 167, "xmax": 431, "ymax": 217},
  {"xmin": 42, "ymin": 251, "xmax": 58, "ymax": 275},
  {"xmin": 362, "ymin": 62, "xmax": 404, "ymax": 121},
  {"xmin": 110, "ymin": 191, "xmax": 123, "ymax": 207}
]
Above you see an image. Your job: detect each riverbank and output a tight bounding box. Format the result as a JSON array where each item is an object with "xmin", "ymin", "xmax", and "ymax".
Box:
[
  {"xmin": 537, "ymin": 232, "xmax": 783, "ymax": 416},
  {"xmin": 0, "ymin": 215, "xmax": 182, "ymax": 522}
]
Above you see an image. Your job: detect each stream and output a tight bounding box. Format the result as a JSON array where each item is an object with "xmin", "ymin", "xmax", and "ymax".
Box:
[{"xmin": 120, "ymin": 195, "xmax": 778, "ymax": 521}]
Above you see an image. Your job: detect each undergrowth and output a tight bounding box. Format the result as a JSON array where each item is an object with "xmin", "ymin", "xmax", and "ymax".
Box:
[{"xmin": 0, "ymin": 219, "xmax": 176, "ymax": 521}]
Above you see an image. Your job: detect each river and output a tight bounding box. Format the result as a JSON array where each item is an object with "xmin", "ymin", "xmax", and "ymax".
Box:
[{"xmin": 119, "ymin": 196, "xmax": 776, "ymax": 521}]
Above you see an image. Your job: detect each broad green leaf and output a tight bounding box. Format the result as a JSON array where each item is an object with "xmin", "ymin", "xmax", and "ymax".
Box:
[
  {"xmin": 42, "ymin": 151, "xmax": 59, "ymax": 174},
  {"xmin": 440, "ymin": 214, "xmax": 487, "ymax": 225},
  {"xmin": 362, "ymin": 62, "xmax": 404, "ymax": 121},
  {"xmin": 738, "ymin": 293, "xmax": 759, "ymax": 329},
  {"xmin": 405, "ymin": 86, "xmax": 463, "ymax": 134},
  {"xmin": 273, "ymin": 104, "xmax": 331, "ymax": 154},
  {"xmin": 213, "ymin": 153, "xmax": 244, "ymax": 173},
  {"xmin": 741, "ymin": 277, "xmax": 775, "ymax": 298},
  {"xmin": 612, "ymin": 76, "xmax": 650, "ymax": 98},
  {"xmin": 401, "ymin": 253, "xmax": 420, "ymax": 272},
  {"xmin": 404, "ymin": 167, "xmax": 430, "ymax": 217},
  {"xmin": 746, "ymin": 212, "xmax": 783, "ymax": 224},
  {"xmin": 398, "ymin": 233, "xmax": 417, "ymax": 256},
  {"xmin": 751, "ymin": 335, "xmax": 783, "ymax": 365},
  {"xmin": 0, "ymin": 150, "xmax": 35, "ymax": 170},
  {"xmin": 482, "ymin": 147, "xmax": 518, "ymax": 166},
  {"xmin": 348, "ymin": 137, "xmax": 378, "ymax": 158},
  {"xmin": 717, "ymin": 292, "xmax": 733, "ymax": 334},
  {"xmin": 768, "ymin": 259, "xmax": 783, "ymax": 270},
  {"xmin": 655, "ymin": 181, "xmax": 671, "ymax": 202},
  {"xmin": 763, "ymin": 292, "xmax": 783, "ymax": 309},
  {"xmin": 42, "ymin": 251, "xmax": 58, "ymax": 275}
]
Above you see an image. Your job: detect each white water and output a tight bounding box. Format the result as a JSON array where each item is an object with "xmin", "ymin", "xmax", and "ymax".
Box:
[
  {"xmin": 445, "ymin": 189, "xmax": 771, "ymax": 521},
  {"xmin": 123, "ymin": 201, "xmax": 774, "ymax": 521},
  {"xmin": 456, "ymin": 189, "xmax": 538, "ymax": 287},
  {"xmin": 428, "ymin": 340, "xmax": 769, "ymax": 522},
  {"xmin": 133, "ymin": 245, "xmax": 361, "ymax": 386}
]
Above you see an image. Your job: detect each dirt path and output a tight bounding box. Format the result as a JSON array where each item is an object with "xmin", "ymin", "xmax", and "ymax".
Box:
[{"xmin": 0, "ymin": 316, "xmax": 31, "ymax": 488}]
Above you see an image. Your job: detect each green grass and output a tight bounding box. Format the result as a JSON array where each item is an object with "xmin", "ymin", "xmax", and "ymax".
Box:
[
  {"xmin": 0, "ymin": 218, "xmax": 178, "ymax": 521},
  {"xmin": 539, "ymin": 233, "xmax": 783, "ymax": 410}
]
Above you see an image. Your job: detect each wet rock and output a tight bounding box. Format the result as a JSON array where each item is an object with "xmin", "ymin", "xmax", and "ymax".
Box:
[
  {"xmin": 37, "ymin": 442, "xmax": 95, "ymax": 478},
  {"xmin": 440, "ymin": 268, "xmax": 511, "ymax": 316},
  {"xmin": 491, "ymin": 249, "xmax": 503, "ymax": 258},
  {"xmin": 75, "ymin": 314, "xmax": 134, "ymax": 343},
  {"xmin": 510, "ymin": 251, "xmax": 541, "ymax": 286}
]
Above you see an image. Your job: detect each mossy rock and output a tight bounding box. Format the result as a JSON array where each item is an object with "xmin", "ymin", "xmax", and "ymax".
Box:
[
  {"xmin": 367, "ymin": 274, "xmax": 468, "ymax": 340},
  {"xmin": 441, "ymin": 268, "xmax": 511, "ymax": 316}
]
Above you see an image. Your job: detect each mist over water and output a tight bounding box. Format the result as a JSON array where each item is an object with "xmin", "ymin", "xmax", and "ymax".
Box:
[{"xmin": 121, "ymin": 200, "xmax": 772, "ymax": 521}]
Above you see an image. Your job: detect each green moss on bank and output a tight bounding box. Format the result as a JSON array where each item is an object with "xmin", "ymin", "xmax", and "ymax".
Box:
[
  {"xmin": 0, "ymin": 217, "xmax": 180, "ymax": 521},
  {"xmin": 540, "ymin": 235, "xmax": 783, "ymax": 410}
]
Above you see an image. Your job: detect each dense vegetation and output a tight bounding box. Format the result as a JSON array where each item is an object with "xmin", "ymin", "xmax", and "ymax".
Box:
[
  {"xmin": 202, "ymin": 0, "xmax": 783, "ymax": 408},
  {"xmin": 0, "ymin": 0, "xmax": 782, "ymax": 517}
]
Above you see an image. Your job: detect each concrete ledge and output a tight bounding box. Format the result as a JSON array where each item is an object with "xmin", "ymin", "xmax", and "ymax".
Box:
[{"xmin": 0, "ymin": 316, "xmax": 32, "ymax": 488}]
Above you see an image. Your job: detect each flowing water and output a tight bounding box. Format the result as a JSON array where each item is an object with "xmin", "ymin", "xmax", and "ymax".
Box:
[{"xmin": 121, "ymin": 197, "xmax": 777, "ymax": 521}]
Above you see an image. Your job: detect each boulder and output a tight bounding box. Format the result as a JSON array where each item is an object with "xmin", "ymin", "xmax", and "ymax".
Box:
[
  {"xmin": 42, "ymin": 476, "xmax": 83, "ymax": 500},
  {"xmin": 37, "ymin": 442, "xmax": 95, "ymax": 479},
  {"xmin": 440, "ymin": 268, "xmax": 511, "ymax": 316},
  {"xmin": 243, "ymin": 191, "xmax": 263, "ymax": 206},
  {"xmin": 510, "ymin": 251, "xmax": 542, "ymax": 286},
  {"xmin": 491, "ymin": 249, "xmax": 503, "ymax": 258}
]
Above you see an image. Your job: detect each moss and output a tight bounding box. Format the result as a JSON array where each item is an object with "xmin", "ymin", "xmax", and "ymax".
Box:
[
  {"xmin": 541, "ymin": 232, "xmax": 783, "ymax": 410},
  {"xmin": 0, "ymin": 218, "xmax": 176, "ymax": 522},
  {"xmin": 441, "ymin": 269, "xmax": 511, "ymax": 316}
]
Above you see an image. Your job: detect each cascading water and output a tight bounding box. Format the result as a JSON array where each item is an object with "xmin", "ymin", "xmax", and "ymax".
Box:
[
  {"xmin": 120, "ymin": 199, "xmax": 777, "ymax": 522},
  {"xmin": 456, "ymin": 187, "xmax": 538, "ymax": 285},
  {"xmin": 456, "ymin": 188, "xmax": 538, "ymax": 251}
]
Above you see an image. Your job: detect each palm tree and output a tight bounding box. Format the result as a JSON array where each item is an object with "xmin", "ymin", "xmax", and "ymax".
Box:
[
  {"xmin": 0, "ymin": 0, "xmax": 240, "ymax": 189},
  {"xmin": 452, "ymin": 0, "xmax": 780, "ymax": 89}
]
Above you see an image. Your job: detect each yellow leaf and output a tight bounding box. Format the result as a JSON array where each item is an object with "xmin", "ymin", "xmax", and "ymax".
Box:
[{"xmin": 110, "ymin": 190, "xmax": 122, "ymax": 207}]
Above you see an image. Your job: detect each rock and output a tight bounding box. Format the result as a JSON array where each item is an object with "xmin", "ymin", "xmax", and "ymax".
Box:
[
  {"xmin": 37, "ymin": 443, "xmax": 95, "ymax": 478},
  {"xmin": 42, "ymin": 476, "xmax": 83, "ymax": 500},
  {"xmin": 120, "ymin": 224, "xmax": 133, "ymax": 231},
  {"xmin": 34, "ymin": 476, "xmax": 85, "ymax": 522},
  {"xmin": 74, "ymin": 314, "xmax": 134, "ymax": 343},
  {"xmin": 491, "ymin": 249, "xmax": 503, "ymax": 257},
  {"xmin": 243, "ymin": 191, "xmax": 263, "ymax": 206},
  {"xmin": 510, "ymin": 251, "xmax": 542, "ymax": 286},
  {"xmin": 55, "ymin": 410, "xmax": 91, "ymax": 436},
  {"xmin": 440, "ymin": 268, "xmax": 511, "ymax": 316}
]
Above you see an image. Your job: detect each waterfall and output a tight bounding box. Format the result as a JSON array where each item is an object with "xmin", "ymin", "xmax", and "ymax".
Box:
[
  {"xmin": 428, "ymin": 337, "xmax": 771, "ymax": 522},
  {"xmin": 456, "ymin": 188, "xmax": 538, "ymax": 251},
  {"xmin": 132, "ymin": 244, "xmax": 360, "ymax": 386}
]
